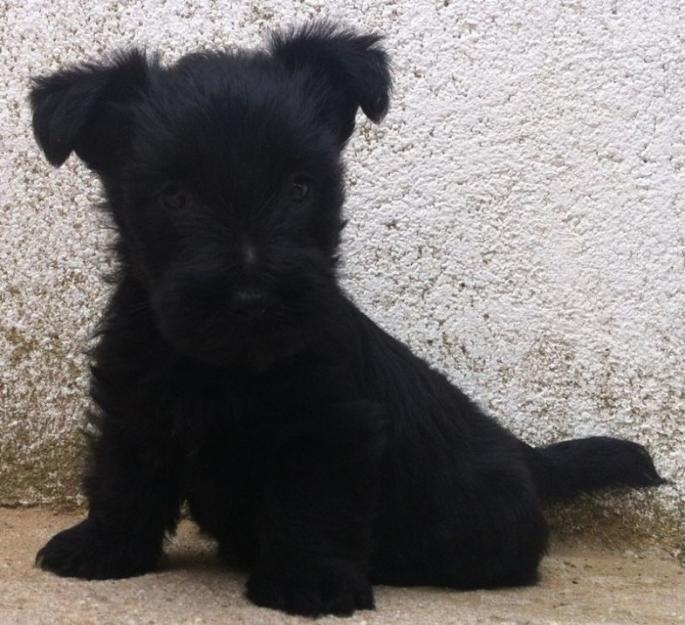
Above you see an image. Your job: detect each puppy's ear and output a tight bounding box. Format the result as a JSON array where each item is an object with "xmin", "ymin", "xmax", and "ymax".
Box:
[
  {"xmin": 270, "ymin": 22, "xmax": 391, "ymax": 143},
  {"xmin": 29, "ymin": 50, "xmax": 151, "ymax": 173}
]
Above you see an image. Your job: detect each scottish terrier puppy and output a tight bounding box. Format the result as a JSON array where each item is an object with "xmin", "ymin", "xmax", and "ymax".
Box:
[{"xmin": 30, "ymin": 22, "xmax": 665, "ymax": 617}]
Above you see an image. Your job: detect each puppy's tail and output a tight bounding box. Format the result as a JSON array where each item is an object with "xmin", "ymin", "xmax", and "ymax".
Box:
[{"xmin": 525, "ymin": 436, "xmax": 668, "ymax": 504}]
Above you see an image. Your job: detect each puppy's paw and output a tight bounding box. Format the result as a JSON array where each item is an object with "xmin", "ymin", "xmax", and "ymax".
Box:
[
  {"xmin": 36, "ymin": 519, "xmax": 159, "ymax": 580},
  {"xmin": 246, "ymin": 558, "xmax": 374, "ymax": 617}
]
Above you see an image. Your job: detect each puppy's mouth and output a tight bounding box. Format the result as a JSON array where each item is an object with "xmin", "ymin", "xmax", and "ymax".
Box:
[
  {"xmin": 228, "ymin": 287, "xmax": 273, "ymax": 321},
  {"xmin": 153, "ymin": 298, "xmax": 312, "ymax": 368},
  {"xmin": 155, "ymin": 310, "xmax": 266, "ymax": 363}
]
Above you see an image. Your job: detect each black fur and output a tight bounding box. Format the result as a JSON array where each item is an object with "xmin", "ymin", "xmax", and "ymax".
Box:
[{"xmin": 30, "ymin": 22, "xmax": 666, "ymax": 617}]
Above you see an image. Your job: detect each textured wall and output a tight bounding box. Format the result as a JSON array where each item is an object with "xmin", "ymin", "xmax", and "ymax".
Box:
[{"xmin": 1, "ymin": 1, "xmax": 682, "ymax": 549}]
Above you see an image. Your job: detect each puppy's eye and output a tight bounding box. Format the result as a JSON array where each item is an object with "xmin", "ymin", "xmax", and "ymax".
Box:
[
  {"xmin": 289, "ymin": 176, "xmax": 312, "ymax": 202},
  {"xmin": 161, "ymin": 185, "xmax": 186, "ymax": 210}
]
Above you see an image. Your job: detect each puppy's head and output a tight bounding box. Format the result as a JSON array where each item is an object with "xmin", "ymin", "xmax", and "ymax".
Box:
[{"xmin": 30, "ymin": 23, "xmax": 391, "ymax": 366}]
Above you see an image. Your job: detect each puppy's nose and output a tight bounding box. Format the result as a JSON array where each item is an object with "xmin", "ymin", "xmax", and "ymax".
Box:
[{"xmin": 230, "ymin": 288, "xmax": 269, "ymax": 318}]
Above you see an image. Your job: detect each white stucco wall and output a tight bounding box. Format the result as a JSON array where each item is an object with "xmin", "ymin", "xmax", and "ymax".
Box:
[{"xmin": 1, "ymin": 1, "xmax": 682, "ymax": 547}]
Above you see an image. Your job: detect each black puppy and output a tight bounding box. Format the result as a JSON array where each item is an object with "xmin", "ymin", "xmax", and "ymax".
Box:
[{"xmin": 30, "ymin": 22, "xmax": 665, "ymax": 617}]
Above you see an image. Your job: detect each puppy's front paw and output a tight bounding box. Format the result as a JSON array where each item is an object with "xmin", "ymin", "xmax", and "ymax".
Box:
[
  {"xmin": 36, "ymin": 519, "xmax": 159, "ymax": 580},
  {"xmin": 246, "ymin": 559, "xmax": 374, "ymax": 617}
]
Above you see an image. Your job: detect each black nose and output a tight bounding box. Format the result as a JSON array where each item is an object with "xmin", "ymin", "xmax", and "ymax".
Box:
[{"xmin": 231, "ymin": 288, "xmax": 270, "ymax": 318}]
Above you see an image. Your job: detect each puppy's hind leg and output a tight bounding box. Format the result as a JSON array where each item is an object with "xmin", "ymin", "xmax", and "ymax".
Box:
[
  {"xmin": 373, "ymin": 461, "xmax": 548, "ymax": 590},
  {"xmin": 441, "ymin": 466, "xmax": 548, "ymax": 590}
]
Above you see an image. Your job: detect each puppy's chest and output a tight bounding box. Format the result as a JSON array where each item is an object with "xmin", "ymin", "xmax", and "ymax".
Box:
[{"xmin": 170, "ymin": 371, "xmax": 325, "ymax": 462}]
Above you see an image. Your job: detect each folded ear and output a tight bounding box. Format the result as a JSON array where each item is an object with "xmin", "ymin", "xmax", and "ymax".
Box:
[
  {"xmin": 270, "ymin": 22, "xmax": 392, "ymax": 144},
  {"xmin": 29, "ymin": 50, "xmax": 151, "ymax": 174}
]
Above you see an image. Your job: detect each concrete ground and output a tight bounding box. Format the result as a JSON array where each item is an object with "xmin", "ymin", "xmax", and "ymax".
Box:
[{"xmin": 0, "ymin": 508, "xmax": 682, "ymax": 625}]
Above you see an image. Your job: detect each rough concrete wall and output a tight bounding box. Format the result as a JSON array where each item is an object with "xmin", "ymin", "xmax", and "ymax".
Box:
[{"xmin": 1, "ymin": 1, "xmax": 682, "ymax": 549}]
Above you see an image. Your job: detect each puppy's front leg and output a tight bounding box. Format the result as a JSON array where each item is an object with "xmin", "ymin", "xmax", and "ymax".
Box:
[
  {"xmin": 247, "ymin": 403, "xmax": 385, "ymax": 617},
  {"xmin": 36, "ymin": 420, "xmax": 182, "ymax": 579}
]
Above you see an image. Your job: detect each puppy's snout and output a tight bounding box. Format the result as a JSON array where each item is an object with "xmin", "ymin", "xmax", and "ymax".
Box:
[{"xmin": 231, "ymin": 287, "xmax": 270, "ymax": 318}]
